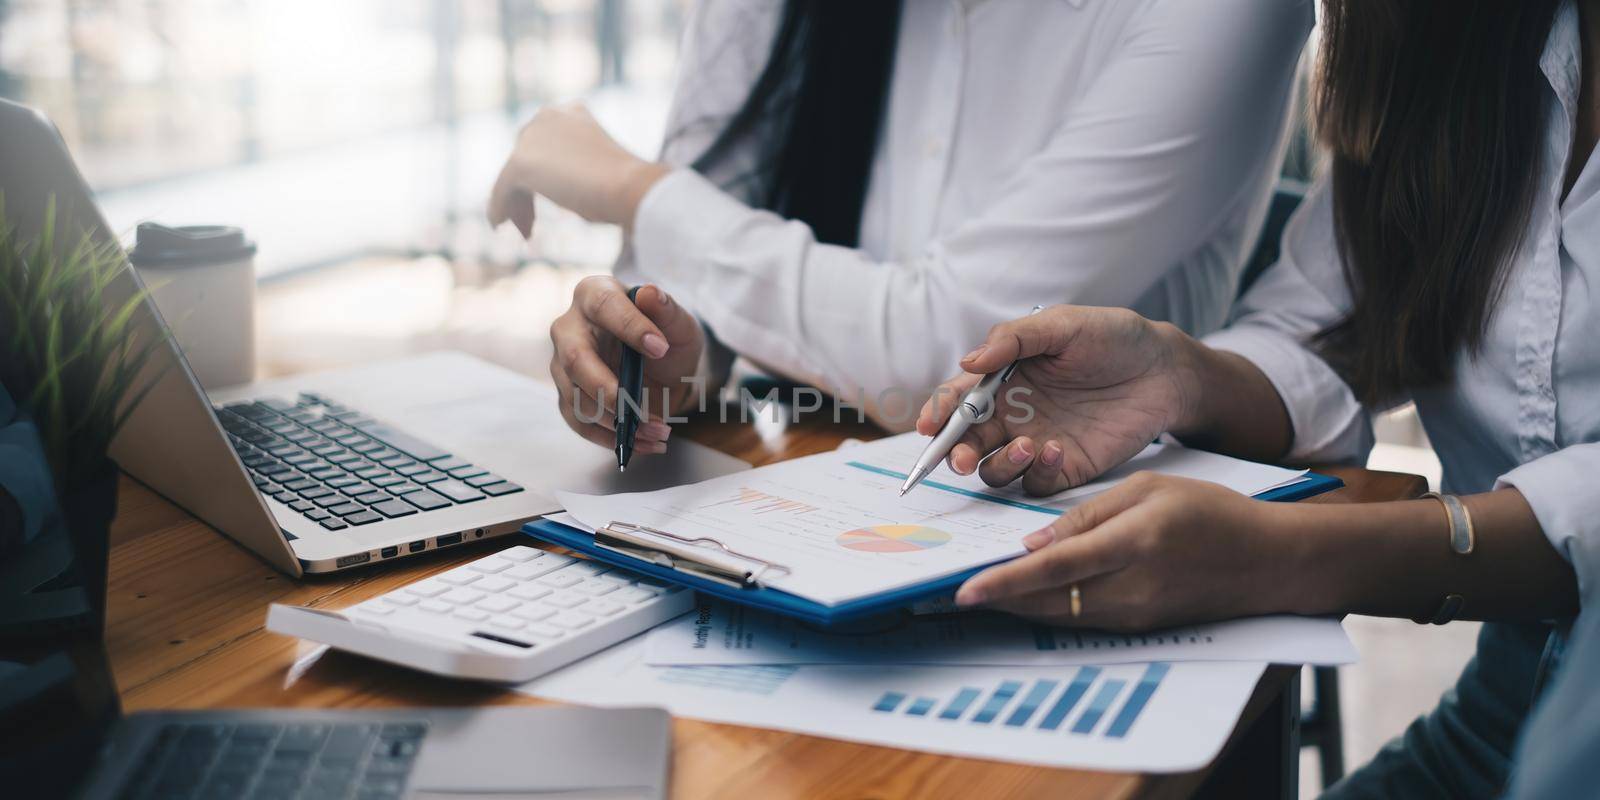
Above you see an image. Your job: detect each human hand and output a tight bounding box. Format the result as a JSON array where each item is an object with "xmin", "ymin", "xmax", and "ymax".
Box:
[
  {"xmin": 915, "ymin": 306, "xmax": 1199, "ymax": 495},
  {"xmin": 956, "ymin": 473, "xmax": 1301, "ymax": 630},
  {"xmin": 548, "ymin": 277, "xmax": 705, "ymax": 454},
  {"xmin": 487, "ymin": 103, "xmax": 670, "ymax": 237}
]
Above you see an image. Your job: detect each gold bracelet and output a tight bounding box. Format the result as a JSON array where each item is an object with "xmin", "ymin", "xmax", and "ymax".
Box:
[{"xmin": 1420, "ymin": 492, "xmax": 1475, "ymax": 625}]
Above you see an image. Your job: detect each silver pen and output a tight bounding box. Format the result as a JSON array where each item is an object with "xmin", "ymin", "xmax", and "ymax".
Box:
[{"xmin": 900, "ymin": 306, "xmax": 1042, "ymax": 496}]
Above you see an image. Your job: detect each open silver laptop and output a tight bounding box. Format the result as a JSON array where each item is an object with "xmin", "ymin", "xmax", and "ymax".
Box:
[{"xmin": 0, "ymin": 97, "xmax": 747, "ymax": 577}]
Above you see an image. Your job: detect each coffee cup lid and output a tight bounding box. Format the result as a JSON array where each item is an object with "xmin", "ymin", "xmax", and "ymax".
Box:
[{"xmin": 128, "ymin": 223, "xmax": 256, "ymax": 268}]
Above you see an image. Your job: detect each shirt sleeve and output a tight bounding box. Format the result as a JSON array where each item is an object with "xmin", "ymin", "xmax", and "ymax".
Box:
[
  {"xmin": 1497, "ymin": 445, "xmax": 1600, "ymax": 599},
  {"xmin": 611, "ymin": 0, "xmax": 777, "ymax": 289},
  {"xmin": 1201, "ymin": 176, "xmax": 1375, "ymax": 463},
  {"xmin": 627, "ymin": 0, "xmax": 1312, "ymax": 423}
]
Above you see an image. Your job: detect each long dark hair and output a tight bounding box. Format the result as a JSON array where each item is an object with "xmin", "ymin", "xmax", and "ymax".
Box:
[
  {"xmin": 691, "ymin": 1, "xmax": 902, "ymax": 248},
  {"xmin": 1313, "ymin": 0, "xmax": 1561, "ymax": 403}
]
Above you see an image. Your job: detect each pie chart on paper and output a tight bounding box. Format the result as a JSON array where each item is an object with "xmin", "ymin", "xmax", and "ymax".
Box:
[{"xmin": 837, "ymin": 524, "xmax": 953, "ymax": 553}]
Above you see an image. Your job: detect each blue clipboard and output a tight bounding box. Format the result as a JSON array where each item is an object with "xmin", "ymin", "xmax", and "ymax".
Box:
[{"xmin": 521, "ymin": 471, "xmax": 1343, "ymax": 629}]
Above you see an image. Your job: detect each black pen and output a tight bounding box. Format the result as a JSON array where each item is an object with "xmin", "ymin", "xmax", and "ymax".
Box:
[{"xmin": 615, "ymin": 286, "xmax": 646, "ymax": 472}]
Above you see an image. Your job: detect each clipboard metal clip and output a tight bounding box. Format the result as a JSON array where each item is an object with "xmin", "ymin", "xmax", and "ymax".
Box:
[{"xmin": 594, "ymin": 521, "xmax": 791, "ymax": 590}]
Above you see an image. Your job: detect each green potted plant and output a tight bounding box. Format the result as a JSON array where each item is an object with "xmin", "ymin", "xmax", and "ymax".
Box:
[{"xmin": 0, "ymin": 196, "xmax": 167, "ymax": 632}]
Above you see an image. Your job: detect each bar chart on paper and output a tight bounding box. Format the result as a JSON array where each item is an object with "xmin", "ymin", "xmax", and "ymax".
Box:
[
  {"xmin": 810, "ymin": 660, "xmax": 1263, "ymax": 771},
  {"xmin": 523, "ymin": 633, "xmax": 1268, "ymax": 773},
  {"xmin": 870, "ymin": 663, "xmax": 1170, "ymax": 738}
]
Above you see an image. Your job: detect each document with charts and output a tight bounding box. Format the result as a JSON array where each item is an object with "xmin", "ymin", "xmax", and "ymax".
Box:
[
  {"xmin": 517, "ymin": 631, "xmax": 1267, "ymax": 773},
  {"xmin": 556, "ymin": 433, "xmax": 1305, "ymax": 606},
  {"xmin": 643, "ymin": 599, "xmax": 1357, "ymax": 667}
]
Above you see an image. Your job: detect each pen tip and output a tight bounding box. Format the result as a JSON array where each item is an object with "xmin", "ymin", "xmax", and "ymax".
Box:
[
  {"xmin": 618, "ymin": 464, "xmax": 626, "ymax": 473},
  {"xmin": 898, "ymin": 487, "xmax": 909, "ymax": 497}
]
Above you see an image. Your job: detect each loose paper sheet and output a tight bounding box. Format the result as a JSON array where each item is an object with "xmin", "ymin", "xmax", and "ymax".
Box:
[
  {"xmin": 516, "ymin": 633, "xmax": 1267, "ymax": 773},
  {"xmin": 643, "ymin": 599, "xmax": 1357, "ymax": 667}
]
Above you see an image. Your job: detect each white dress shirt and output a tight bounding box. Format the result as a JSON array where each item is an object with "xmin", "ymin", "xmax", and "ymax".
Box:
[
  {"xmin": 617, "ymin": 0, "xmax": 1312, "ymax": 421},
  {"xmin": 1206, "ymin": 1, "xmax": 1600, "ymax": 599}
]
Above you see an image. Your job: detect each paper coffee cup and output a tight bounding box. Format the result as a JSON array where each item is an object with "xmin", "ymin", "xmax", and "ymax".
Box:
[{"xmin": 129, "ymin": 223, "xmax": 258, "ymax": 391}]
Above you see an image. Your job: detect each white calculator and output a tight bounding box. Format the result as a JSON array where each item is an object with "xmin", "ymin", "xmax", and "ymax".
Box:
[{"xmin": 267, "ymin": 545, "xmax": 692, "ymax": 682}]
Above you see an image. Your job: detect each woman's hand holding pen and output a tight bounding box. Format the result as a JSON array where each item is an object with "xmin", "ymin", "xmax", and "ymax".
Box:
[
  {"xmin": 915, "ymin": 306, "xmax": 1197, "ymax": 495},
  {"xmin": 920, "ymin": 305, "xmax": 1313, "ymax": 628},
  {"xmin": 548, "ymin": 278, "xmax": 704, "ymax": 454},
  {"xmin": 487, "ymin": 103, "xmax": 670, "ymax": 237}
]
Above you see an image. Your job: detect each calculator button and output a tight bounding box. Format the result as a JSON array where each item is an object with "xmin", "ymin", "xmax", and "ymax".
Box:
[
  {"xmin": 381, "ymin": 593, "xmax": 418, "ymax": 607},
  {"xmin": 499, "ymin": 547, "xmax": 540, "ymax": 563},
  {"xmin": 473, "ymin": 576, "xmax": 515, "ymax": 593},
  {"xmin": 469, "ymin": 558, "xmax": 511, "ymax": 574},
  {"xmin": 585, "ymin": 600, "xmax": 624, "ymax": 616},
  {"xmin": 575, "ymin": 581, "xmax": 619, "ymax": 596},
  {"xmin": 437, "ymin": 570, "xmax": 481, "ymax": 587},
  {"xmin": 452, "ymin": 608, "xmax": 489, "ymax": 622},
  {"xmin": 549, "ymin": 612, "xmax": 594, "ymax": 629},
  {"xmin": 418, "ymin": 599, "xmax": 452, "ymax": 614},
  {"xmin": 511, "ymin": 604, "xmax": 556, "ymax": 622},
  {"xmin": 504, "ymin": 555, "xmax": 575, "ymax": 580},
  {"xmin": 539, "ymin": 573, "xmax": 583, "ymax": 589},
  {"xmin": 488, "ymin": 615, "xmax": 524, "ymax": 630},
  {"xmin": 544, "ymin": 595, "xmax": 585, "ymax": 609},
  {"xmin": 508, "ymin": 584, "xmax": 552, "ymax": 602},
  {"xmin": 439, "ymin": 589, "xmax": 486, "ymax": 606},
  {"xmin": 615, "ymin": 588, "xmax": 655, "ymax": 604},
  {"xmin": 524, "ymin": 624, "xmax": 565, "ymax": 639},
  {"xmin": 475, "ymin": 596, "xmax": 518, "ymax": 614}
]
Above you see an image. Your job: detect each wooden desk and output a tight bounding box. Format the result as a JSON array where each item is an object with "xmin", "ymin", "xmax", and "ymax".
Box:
[{"xmin": 106, "ymin": 406, "xmax": 1426, "ymax": 800}]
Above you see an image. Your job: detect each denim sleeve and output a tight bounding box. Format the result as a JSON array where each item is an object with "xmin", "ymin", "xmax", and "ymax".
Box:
[
  {"xmin": 0, "ymin": 385, "xmax": 60, "ymax": 546},
  {"xmin": 1505, "ymin": 609, "xmax": 1600, "ymax": 798}
]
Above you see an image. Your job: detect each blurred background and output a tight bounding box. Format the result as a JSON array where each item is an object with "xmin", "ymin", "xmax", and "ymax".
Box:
[
  {"xmin": 0, "ymin": 0, "xmax": 681, "ymax": 275},
  {"xmin": 0, "ymin": 2, "xmax": 1464, "ymax": 795}
]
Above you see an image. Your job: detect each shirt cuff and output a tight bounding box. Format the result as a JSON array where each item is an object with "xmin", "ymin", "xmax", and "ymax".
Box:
[
  {"xmin": 1496, "ymin": 445, "xmax": 1600, "ymax": 604},
  {"xmin": 630, "ymin": 168, "xmax": 751, "ymax": 290},
  {"xmin": 1202, "ymin": 324, "xmax": 1372, "ymax": 463}
]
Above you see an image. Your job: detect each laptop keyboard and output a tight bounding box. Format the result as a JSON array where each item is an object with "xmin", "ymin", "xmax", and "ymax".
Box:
[
  {"xmin": 216, "ymin": 393, "xmax": 523, "ymax": 531},
  {"xmin": 118, "ymin": 719, "xmax": 427, "ymax": 800}
]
